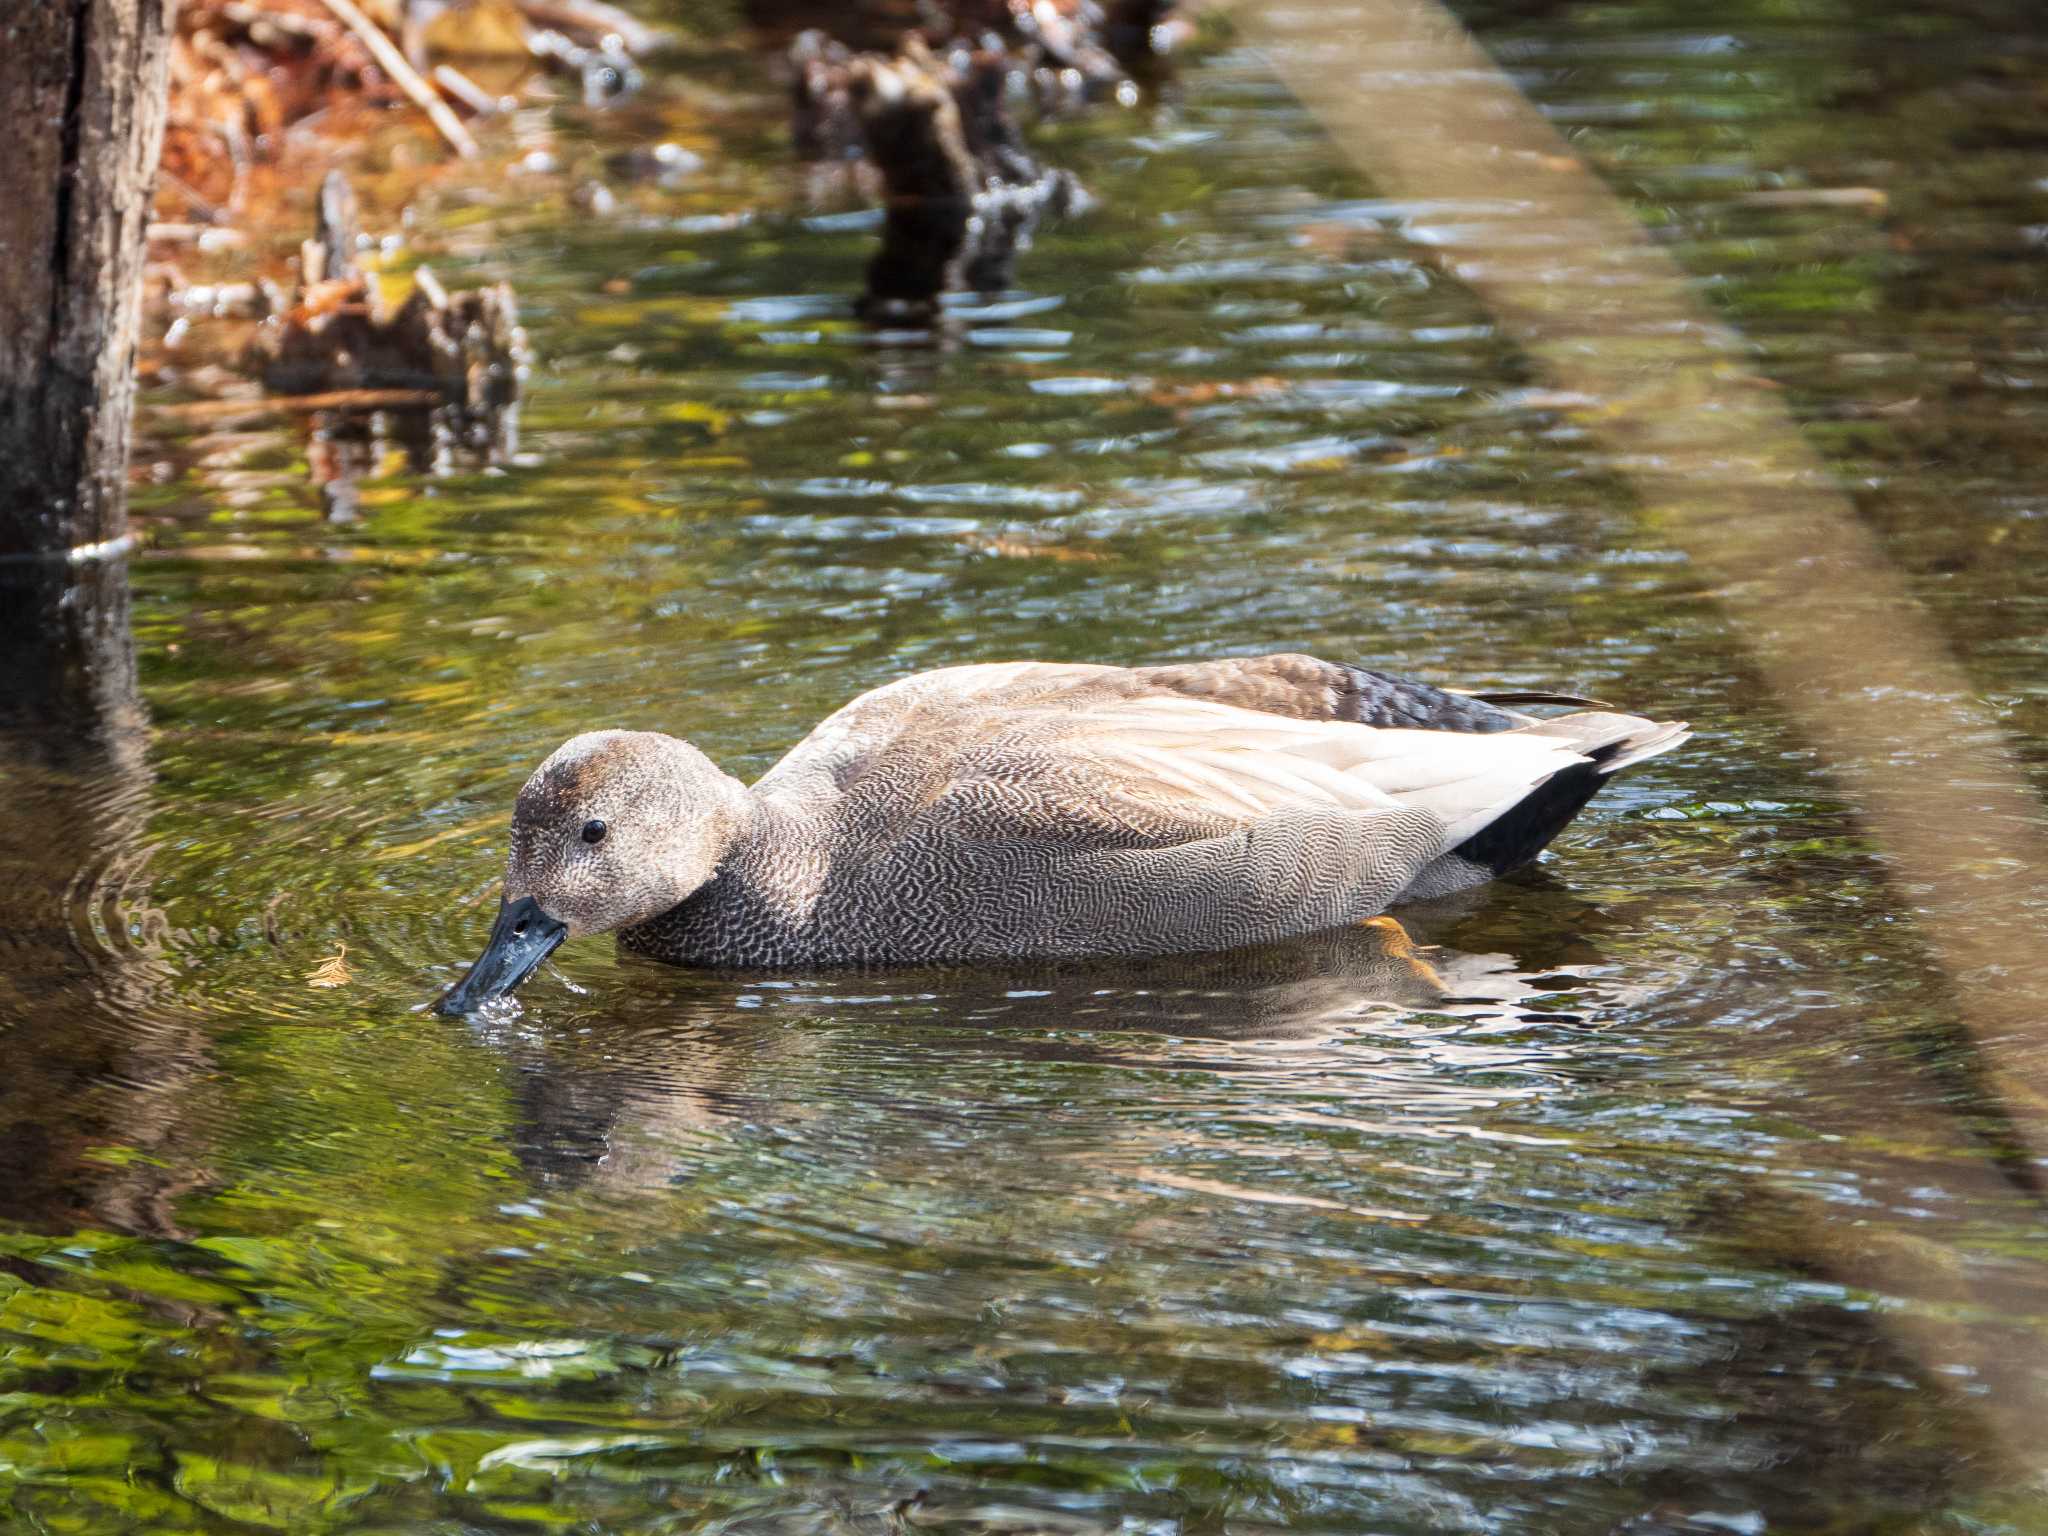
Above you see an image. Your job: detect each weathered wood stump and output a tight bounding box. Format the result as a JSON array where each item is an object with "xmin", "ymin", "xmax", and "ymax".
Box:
[
  {"xmin": 798, "ymin": 34, "xmax": 1085, "ymax": 318},
  {"xmin": 0, "ymin": 0, "xmax": 176, "ymax": 556},
  {"xmin": 245, "ymin": 171, "xmax": 532, "ymax": 427}
]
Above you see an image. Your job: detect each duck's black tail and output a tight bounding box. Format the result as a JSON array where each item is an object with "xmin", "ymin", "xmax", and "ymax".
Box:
[{"xmin": 1449, "ymin": 712, "xmax": 1691, "ymax": 877}]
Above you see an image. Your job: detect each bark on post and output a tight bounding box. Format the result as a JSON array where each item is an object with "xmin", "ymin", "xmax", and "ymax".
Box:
[{"xmin": 0, "ymin": 0, "xmax": 175, "ymax": 555}]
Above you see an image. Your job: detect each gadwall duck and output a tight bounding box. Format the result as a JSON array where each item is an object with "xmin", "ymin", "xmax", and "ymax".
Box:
[{"xmin": 435, "ymin": 653, "xmax": 1687, "ymax": 1012}]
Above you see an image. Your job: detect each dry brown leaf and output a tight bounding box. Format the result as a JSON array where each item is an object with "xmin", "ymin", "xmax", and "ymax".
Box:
[
  {"xmin": 305, "ymin": 942, "xmax": 353, "ymax": 987},
  {"xmin": 422, "ymin": 0, "xmax": 532, "ymax": 60},
  {"xmin": 1146, "ymin": 375, "xmax": 1290, "ymax": 408},
  {"xmin": 957, "ymin": 533, "xmax": 1108, "ymax": 563}
]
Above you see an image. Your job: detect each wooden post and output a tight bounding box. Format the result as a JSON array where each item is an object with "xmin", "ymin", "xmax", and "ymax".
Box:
[{"xmin": 0, "ymin": 0, "xmax": 175, "ymax": 555}]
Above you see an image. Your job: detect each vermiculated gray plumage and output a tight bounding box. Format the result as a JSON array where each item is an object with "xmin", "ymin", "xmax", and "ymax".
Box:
[{"xmin": 488, "ymin": 653, "xmax": 1690, "ymax": 969}]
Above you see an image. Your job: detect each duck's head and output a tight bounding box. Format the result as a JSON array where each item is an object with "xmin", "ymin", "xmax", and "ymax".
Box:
[{"xmin": 434, "ymin": 731, "xmax": 750, "ymax": 1014}]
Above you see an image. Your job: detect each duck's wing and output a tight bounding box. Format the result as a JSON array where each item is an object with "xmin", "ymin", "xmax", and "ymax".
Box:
[
  {"xmin": 855, "ymin": 695, "xmax": 1685, "ymax": 958},
  {"xmin": 1107, "ymin": 653, "xmax": 1536, "ymax": 732},
  {"xmin": 759, "ymin": 652, "xmax": 1590, "ymax": 795},
  {"xmin": 751, "ymin": 661, "xmax": 1685, "ymax": 958},
  {"xmin": 759, "ymin": 654, "xmax": 1684, "ymax": 864},
  {"xmin": 1052, "ymin": 692, "xmax": 1685, "ymax": 851},
  {"xmin": 753, "ymin": 662, "xmax": 1119, "ymax": 799}
]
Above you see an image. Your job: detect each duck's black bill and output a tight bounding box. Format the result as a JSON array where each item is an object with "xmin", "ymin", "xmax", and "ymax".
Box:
[{"xmin": 434, "ymin": 894, "xmax": 568, "ymax": 1015}]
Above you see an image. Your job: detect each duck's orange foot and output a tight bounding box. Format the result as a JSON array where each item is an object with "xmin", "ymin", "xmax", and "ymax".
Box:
[
  {"xmin": 1358, "ymin": 915, "xmax": 1447, "ymax": 990},
  {"xmin": 1358, "ymin": 914, "xmax": 1436, "ymax": 950}
]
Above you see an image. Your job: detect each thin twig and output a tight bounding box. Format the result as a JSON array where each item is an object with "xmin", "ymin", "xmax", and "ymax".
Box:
[
  {"xmin": 517, "ymin": 0, "xmax": 660, "ymax": 54},
  {"xmin": 313, "ymin": 0, "xmax": 479, "ymax": 159},
  {"xmin": 145, "ymin": 388, "xmax": 444, "ymax": 421},
  {"xmin": 155, "ymin": 165, "xmax": 228, "ymax": 223},
  {"xmin": 220, "ymin": 1, "xmax": 330, "ymax": 44},
  {"xmin": 432, "ymin": 63, "xmax": 500, "ymax": 117}
]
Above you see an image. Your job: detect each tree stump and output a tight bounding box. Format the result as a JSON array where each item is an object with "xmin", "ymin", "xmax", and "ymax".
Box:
[{"xmin": 0, "ymin": 0, "xmax": 175, "ymax": 556}]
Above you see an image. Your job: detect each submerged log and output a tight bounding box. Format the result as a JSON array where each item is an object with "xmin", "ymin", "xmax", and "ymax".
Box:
[
  {"xmin": 1101, "ymin": 0, "xmax": 1184, "ymax": 67},
  {"xmin": 762, "ymin": 0, "xmax": 1181, "ymax": 75},
  {"xmin": 244, "ymin": 171, "xmax": 531, "ymax": 417},
  {"xmin": 852, "ymin": 45, "xmax": 980, "ymax": 312},
  {"xmin": 0, "ymin": 0, "xmax": 176, "ymax": 556},
  {"xmin": 805, "ymin": 36, "xmax": 1084, "ymax": 318}
]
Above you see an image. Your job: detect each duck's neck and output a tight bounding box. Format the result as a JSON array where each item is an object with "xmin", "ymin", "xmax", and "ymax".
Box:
[
  {"xmin": 717, "ymin": 783, "xmax": 827, "ymax": 875},
  {"xmin": 708, "ymin": 785, "xmax": 838, "ymax": 920},
  {"xmin": 622, "ymin": 785, "xmax": 831, "ymax": 966}
]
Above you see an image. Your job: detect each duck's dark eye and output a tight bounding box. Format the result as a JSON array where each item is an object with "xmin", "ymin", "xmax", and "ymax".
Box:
[{"xmin": 580, "ymin": 818, "xmax": 608, "ymax": 845}]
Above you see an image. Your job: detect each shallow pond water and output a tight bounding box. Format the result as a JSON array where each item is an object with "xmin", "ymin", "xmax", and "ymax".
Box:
[{"xmin": 6, "ymin": 1, "xmax": 2048, "ymax": 1531}]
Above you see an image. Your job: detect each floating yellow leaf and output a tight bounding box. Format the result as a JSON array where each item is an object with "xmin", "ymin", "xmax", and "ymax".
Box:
[
  {"xmin": 660, "ymin": 400, "xmax": 730, "ymax": 433},
  {"xmin": 376, "ymin": 815, "xmax": 500, "ymax": 861}
]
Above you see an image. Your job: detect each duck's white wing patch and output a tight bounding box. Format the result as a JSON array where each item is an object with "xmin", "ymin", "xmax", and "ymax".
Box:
[{"xmin": 1078, "ymin": 694, "xmax": 1601, "ymax": 850}]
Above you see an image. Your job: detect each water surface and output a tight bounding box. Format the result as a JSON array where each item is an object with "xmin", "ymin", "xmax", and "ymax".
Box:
[{"xmin": 6, "ymin": 1, "xmax": 2048, "ymax": 1530}]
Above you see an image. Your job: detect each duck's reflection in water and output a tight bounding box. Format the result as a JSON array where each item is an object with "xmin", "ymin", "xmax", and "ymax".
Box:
[
  {"xmin": 474, "ymin": 901, "xmax": 1641, "ymax": 1192},
  {"xmin": 458, "ymin": 898, "xmax": 2034, "ymax": 1522}
]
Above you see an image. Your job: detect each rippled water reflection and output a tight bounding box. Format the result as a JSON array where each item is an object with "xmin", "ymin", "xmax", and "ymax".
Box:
[{"xmin": 6, "ymin": 1, "xmax": 2048, "ymax": 1530}]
